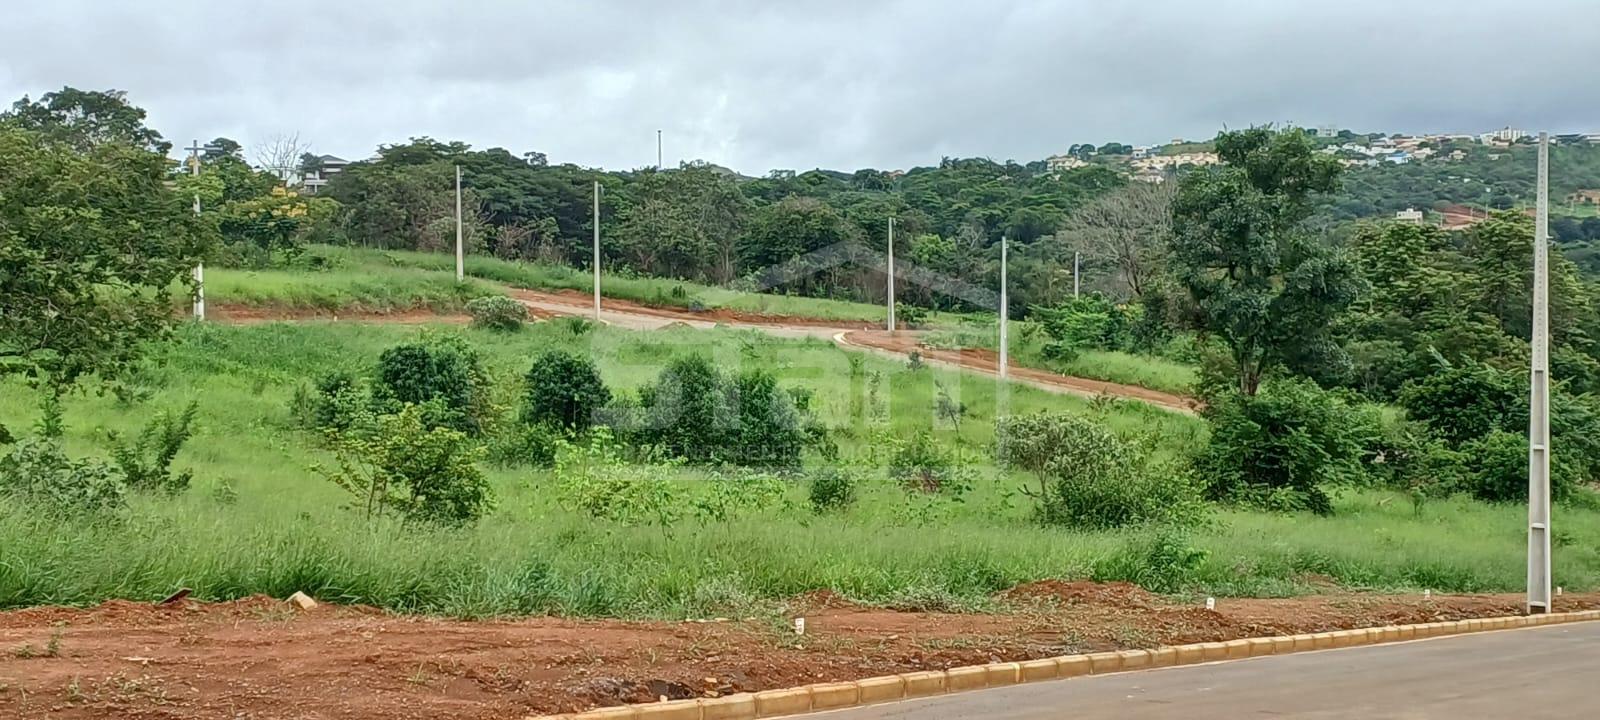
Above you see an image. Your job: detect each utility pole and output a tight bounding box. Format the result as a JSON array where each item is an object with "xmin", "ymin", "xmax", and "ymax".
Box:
[
  {"xmin": 454, "ymin": 165, "xmax": 464, "ymax": 282},
  {"xmin": 1529, "ymin": 131, "xmax": 1552, "ymax": 615},
  {"xmin": 1073, "ymin": 251, "xmax": 1081, "ymax": 298},
  {"xmin": 657, "ymin": 129, "xmax": 663, "ymax": 170},
  {"xmin": 999, "ymin": 235, "xmax": 1009, "ymax": 383},
  {"xmin": 186, "ymin": 140, "xmax": 206, "ymax": 321},
  {"xmin": 886, "ymin": 217, "xmax": 896, "ymax": 332},
  {"xmin": 593, "ymin": 181, "xmax": 603, "ymax": 321}
]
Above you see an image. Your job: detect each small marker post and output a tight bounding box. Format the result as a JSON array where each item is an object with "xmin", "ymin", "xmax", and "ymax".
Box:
[
  {"xmin": 1204, "ymin": 597, "xmax": 1215, "ymax": 611},
  {"xmin": 793, "ymin": 617, "xmax": 806, "ymax": 636}
]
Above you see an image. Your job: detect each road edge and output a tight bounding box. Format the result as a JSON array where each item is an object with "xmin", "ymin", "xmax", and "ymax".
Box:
[{"xmin": 528, "ymin": 609, "xmax": 1600, "ymax": 720}]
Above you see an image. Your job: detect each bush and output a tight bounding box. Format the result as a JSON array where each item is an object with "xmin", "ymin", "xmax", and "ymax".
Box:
[
  {"xmin": 108, "ymin": 401, "xmax": 199, "ymax": 495},
  {"xmin": 1398, "ymin": 363, "xmax": 1522, "ymax": 445},
  {"xmin": 808, "ymin": 467, "xmax": 858, "ymax": 513},
  {"xmin": 1031, "ymin": 294, "xmax": 1137, "ymax": 352},
  {"xmin": 0, "ymin": 437, "xmax": 126, "ymax": 517},
  {"xmin": 522, "ymin": 351, "xmax": 611, "ymax": 432},
  {"xmin": 895, "ymin": 302, "xmax": 929, "ymax": 327},
  {"xmin": 552, "ymin": 429, "xmax": 681, "ymax": 527},
  {"xmin": 635, "ymin": 356, "xmax": 819, "ymax": 468},
  {"xmin": 292, "ymin": 371, "xmax": 365, "ymax": 432},
  {"xmin": 372, "ymin": 336, "xmax": 487, "ymax": 433},
  {"xmin": 485, "ymin": 422, "xmax": 561, "ymax": 468},
  {"xmin": 319, "ymin": 404, "xmax": 492, "ymax": 526},
  {"xmin": 465, "ymin": 295, "xmax": 528, "ymax": 331},
  {"xmin": 1196, "ymin": 379, "xmax": 1372, "ymax": 515},
  {"xmin": 888, "ymin": 430, "xmax": 973, "ymax": 496},
  {"xmin": 996, "ymin": 413, "xmax": 1203, "ymax": 528},
  {"xmin": 1460, "ymin": 430, "xmax": 1577, "ymax": 504}
]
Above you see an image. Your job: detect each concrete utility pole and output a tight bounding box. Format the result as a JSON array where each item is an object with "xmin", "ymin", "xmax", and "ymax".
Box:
[
  {"xmin": 1073, "ymin": 251, "xmax": 1081, "ymax": 298},
  {"xmin": 592, "ymin": 181, "xmax": 603, "ymax": 321},
  {"xmin": 886, "ymin": 217, "xmax": 896, "ymax": 332},
  {"xmin": 1529, "ymin": 132, "xmax": 1553, "ymax": 615},
  {"xmin": 186, "ymin": 140, "xmax": 206, "ymax": 321},
  {"xmin": 999, "ymin": 235, "xmax": 1009, "ymax": 382},
  {"xmin": 657, "ymin": 129, "xmax": 663, "ymax": 170},
  {"xmin": 454, "ymin": 165, "xmax": 465, "ymax": 282}
]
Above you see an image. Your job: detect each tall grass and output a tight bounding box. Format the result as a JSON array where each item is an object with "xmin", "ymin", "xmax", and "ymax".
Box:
[
  {"xmin": 1, "ymin": 322, "xmax": 1591, "ymax": 618},
  {"xmin": 204, "ymin": 263, "xmax": 502, "ymax": 311},
  {"xmin": 924, "ymin": 324, "xmax": 1198, "ymax": 395}
]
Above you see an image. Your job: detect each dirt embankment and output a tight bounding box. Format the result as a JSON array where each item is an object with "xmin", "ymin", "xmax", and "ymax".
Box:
[{"xmin": 1, "ymin": 586, "xmax": 1593, "ymax": 719}]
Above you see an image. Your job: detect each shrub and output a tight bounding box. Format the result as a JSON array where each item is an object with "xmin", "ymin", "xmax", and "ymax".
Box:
[
  {"xmin": 0, "ymin": 437, "xmax": 126, "ymax": 517},
  {"xmin": 372, "ymin": 336, "xmax": 487, "ymax": 433},
  {"xmin": 1398, "ymin": 363, "xmax": 1522, "ymax": 445},
  {"xmin": 465, "ymin": 295, "xmax": 528, "ymax": 331},
  {"xmin": 485, "ymin": 422, "xmax": 561, "ymax": 468},
  {"xmin": 292, "ymin": 370, "xmax": 366, "ymax": 432},
  {"xmin": 888, "ymin": 430, "xmax": 973, "ymax": 496},
  {"xmin": 108, "ymin": 401, "xmax": 199, "ymax": 495},
  {"xmin": 552, "ymin": 429, "xmax": 681, "ymax": 527},
  {"xmin": 319, "ymin": 404, "xmax": 492, "ymax": 526},
  {"xmin": 1460, "ymin": 430, "xmax": 1577, "ymax": 504},
  {"xmin": 808, "ymin": 466, "xmax": 858, "ymax": 513},
  {"xmin": 1040, "ymin": 340, "xmax": 1080, "ymax": 364},
  {"xmin": 1032, "ymin": 294, "xmax": 1137, "ymax": 352},
  {"xmin": 522, "ymin": 350, "xmax": 611, "ymax": 432},
  {"xmin": 635, "ymin": 356, "xmax": 819, "ymax": 468},
  {"xmin": 559, "ymin": 316, "xmax": 596, "ymax": 337},
  {"xmin": 895, "ymin": 302, "xmax": 929, "ymax": 327},
  {"xmin": 1196, "ymin": 379, "xmax": 1371, "ymax": 515},
  {"xmin": 996, "ymin": 413, "xmax": 1203, "ymax": 528},
  {"xmin": 905, "ymin": 350, "xmax": 925, "ymax": 370}
]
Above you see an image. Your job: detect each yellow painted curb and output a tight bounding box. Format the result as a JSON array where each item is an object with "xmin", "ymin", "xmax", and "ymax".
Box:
[
  {"xmin": 856, "ymin": 676, "xmax": 904, "ymax": 704},
  {"xmin": 898, "ymin": 671, "xmax": 946, "ymax": 699},
  {"xmin": 944, "ymin": 666, "xmax": 987, "ymax": 692},
  {"xmin": 537, "ymin": 609, "xmax": 1599, "ymax": 720},
  {"xmin": 985, "ymin": 662, "xmax": 1021, "ymax": 687},
  {"xmin": 1056, "ymin": 654, "xmax": 1091, "ymax": 678},
  {"xmin": 636, "ymin": 699, "xmax": 700, "ymax": 720},
  {"xmin": 701, "ymin": 694, "xmax": 755, "ymax": 720},
  {"xmin": 753, "ymin": 688, "xmax": 811, "ymax": 718},
  {"xmin": 809, "ymin": 682, "xmax": 859, "ymax": 711}
]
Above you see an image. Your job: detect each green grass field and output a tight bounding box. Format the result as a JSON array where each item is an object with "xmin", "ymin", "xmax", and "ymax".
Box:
[{"xmin": 2, "ymin": 319, "xmax": 1595, "ymax": 619}]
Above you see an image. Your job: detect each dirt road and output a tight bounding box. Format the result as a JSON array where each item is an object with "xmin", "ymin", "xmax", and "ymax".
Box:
[{"xmin": 2, "ymin": 585, "xmax": 1590, "ymax": 719}]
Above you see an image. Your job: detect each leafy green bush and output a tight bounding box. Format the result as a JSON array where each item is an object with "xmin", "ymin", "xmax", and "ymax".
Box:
[
  {"xmin": 996, "ymin": 413, "xmax": 1203, "ymax": 528},
  {"xmin": 108, "ymin": 401, "xmax": 198, "ymax": 495},
  {"xmin": 372, "ymin": 336, "xmax": 487, "ymax": 433},
  {"xmin": 293, "ymin": 370, "xmax": 366, "ymax": 432},
  {"xmin": 1460, "ymin": 430, "xmax": 1577, "ymax": 503},
  {"xmin": 888, "ymin": 430, "xmax": 973, "ymax": 496},
  {"xmin": 552, "ymin": 429, "xmax": 681, "ymax": 527},
  {"xmin": 635, "ymin": 356, "xmax": 817, "ymax": 468},
  {"xmin": 1092, "ymin": 528, "xmax": 1210, "ymax": 593},
  {"xmin": 319, "ymin": 404, "xmax": 492, "ymax": 526},
  {"xmin": 465, "ymin": 295, "xmax": 527, "ymax": 331},
  {"xmin": 1196, "ymin": 379, "xmax": 1373, "ymax": 515},
  {"xmin": 485, "ymin": 422, "xmax": 561, "ymax": 468},
  {"xmin": 895, "ymin": 302, "xmax": 929, "ymax": 327},
  {"xmin": 522, "ymin": 350, "xmax": 611, "ymax": 432},
  {"xmin": 808, "ymin": 466, "xmax": 858, "ymax": 513},
  {"xmin": 0, "ymin": 437, "xmax": 126, "ymax": 517},
  {"xmin": 1032, "ymin": 294, "xmax": 1138, "ymax": 352},
  {"xmin": 1398, "ymin": 363, "xmax": 1522, "ymax": 445}
]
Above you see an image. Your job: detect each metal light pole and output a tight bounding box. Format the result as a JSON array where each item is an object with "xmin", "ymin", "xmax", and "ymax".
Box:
[
  {"xmin": 998, "ymin": 235, "xmax": 1009, "ymax": 383},
  {"xmin": 886, "ymin": 217, "xmax": 896, "ymax": 332},
  {"xmin": 454, "ymin": 165, "xmax": 464, "ymax": 282},
  {"xmin": 1528, "ymin": 131, "xmax": 1552, "ymax": 615},
  {"xmin": 592, "ymin": 181, "xmax": 603, "ymax": 321}
]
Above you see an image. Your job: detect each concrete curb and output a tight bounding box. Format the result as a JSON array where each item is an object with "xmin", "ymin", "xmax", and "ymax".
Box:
[{"xmin": 532, "ymin": 609, "xmax": 1600, "ymax": 720}]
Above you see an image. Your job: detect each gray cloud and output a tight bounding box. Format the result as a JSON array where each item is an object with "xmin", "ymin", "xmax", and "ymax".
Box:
[{"xmin": 3, "ymin": 0, "xmax": 1596, "ymax": 173}]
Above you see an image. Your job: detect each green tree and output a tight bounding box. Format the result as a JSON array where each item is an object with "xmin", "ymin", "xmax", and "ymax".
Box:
[
  {"xmin": 0, "ymin": 123, "xmax": 211, "ymax": 392},
  {"xmin": 1169, "ymin": 127, "xmax": 1362, "ymax": 394},
  {"xmin": 4, "ymin": 87, "xmax": 169, "ymax": 153}
]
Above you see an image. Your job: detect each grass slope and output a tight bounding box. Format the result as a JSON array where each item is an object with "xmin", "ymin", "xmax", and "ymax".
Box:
[{"xmin": 2, "ymin": 320, "xmax": 1595, "ymax": 618}]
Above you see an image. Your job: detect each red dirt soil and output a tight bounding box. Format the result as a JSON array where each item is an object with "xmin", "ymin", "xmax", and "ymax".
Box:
[
  {"xmin": 3, "ymin": 587, "xmax": 1594, "ymax": 719},
  {"xmin": 504, "ymin": 288, "xmax": 881, "ymax": 330},
  {"xmin": 840, "ymin": 330, "xmax": 1199, "ymax": 413}
]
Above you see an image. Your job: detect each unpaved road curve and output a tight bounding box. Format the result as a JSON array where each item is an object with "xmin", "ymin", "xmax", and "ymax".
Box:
[{"xmin": 504, "ymin": 289, "xmax": 1198, "ymax": 414}]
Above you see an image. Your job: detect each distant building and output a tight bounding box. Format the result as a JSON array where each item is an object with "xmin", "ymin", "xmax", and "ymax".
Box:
[
  {"xmin": 1478, "ymin": 127, "xmax": 1526, "ymax": 144},
  {"xmin": 1395, "ymin": 208, "xmax": 1425, "ymax": 223},
  {"xmin": 1131, "ymin": 146, "xmax": 1153, "ymax": 159},
  {"xmin": 1449, "ymin": 149, "xmax": 1467, "ymax": 161},
  {"xmin": 1045, "ymin": 154, "xmax": 1088, "ymax": 172},
  {"xmin": 300, "ymin": 155, "xmax": 350, "ymax": 195},
  {"xmin": 1384, "ymin": 151, "xmax": 1411, "ymax": 164},
  {"xmin": 1317, "ymin": 126, "xmax": 1338, "ymax": 138},
  {"xmin": 1132, "ymin": 171, "xmax": 1167, "ymax": 184},
  {"xmin": 1567, "ymin": 190, "xmax": 1600, "ymax": 205}
]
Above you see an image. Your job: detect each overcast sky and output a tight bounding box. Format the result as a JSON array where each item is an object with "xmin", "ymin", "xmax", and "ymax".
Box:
[{"xmin": 3, "ymin": 0, "xmax": 1596, "ymax": 174}]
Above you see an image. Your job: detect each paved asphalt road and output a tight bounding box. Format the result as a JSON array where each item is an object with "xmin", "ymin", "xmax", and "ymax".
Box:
[{"xmin": 816, "ymin": 622, "xmax": 1600, "ymax": 719}]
